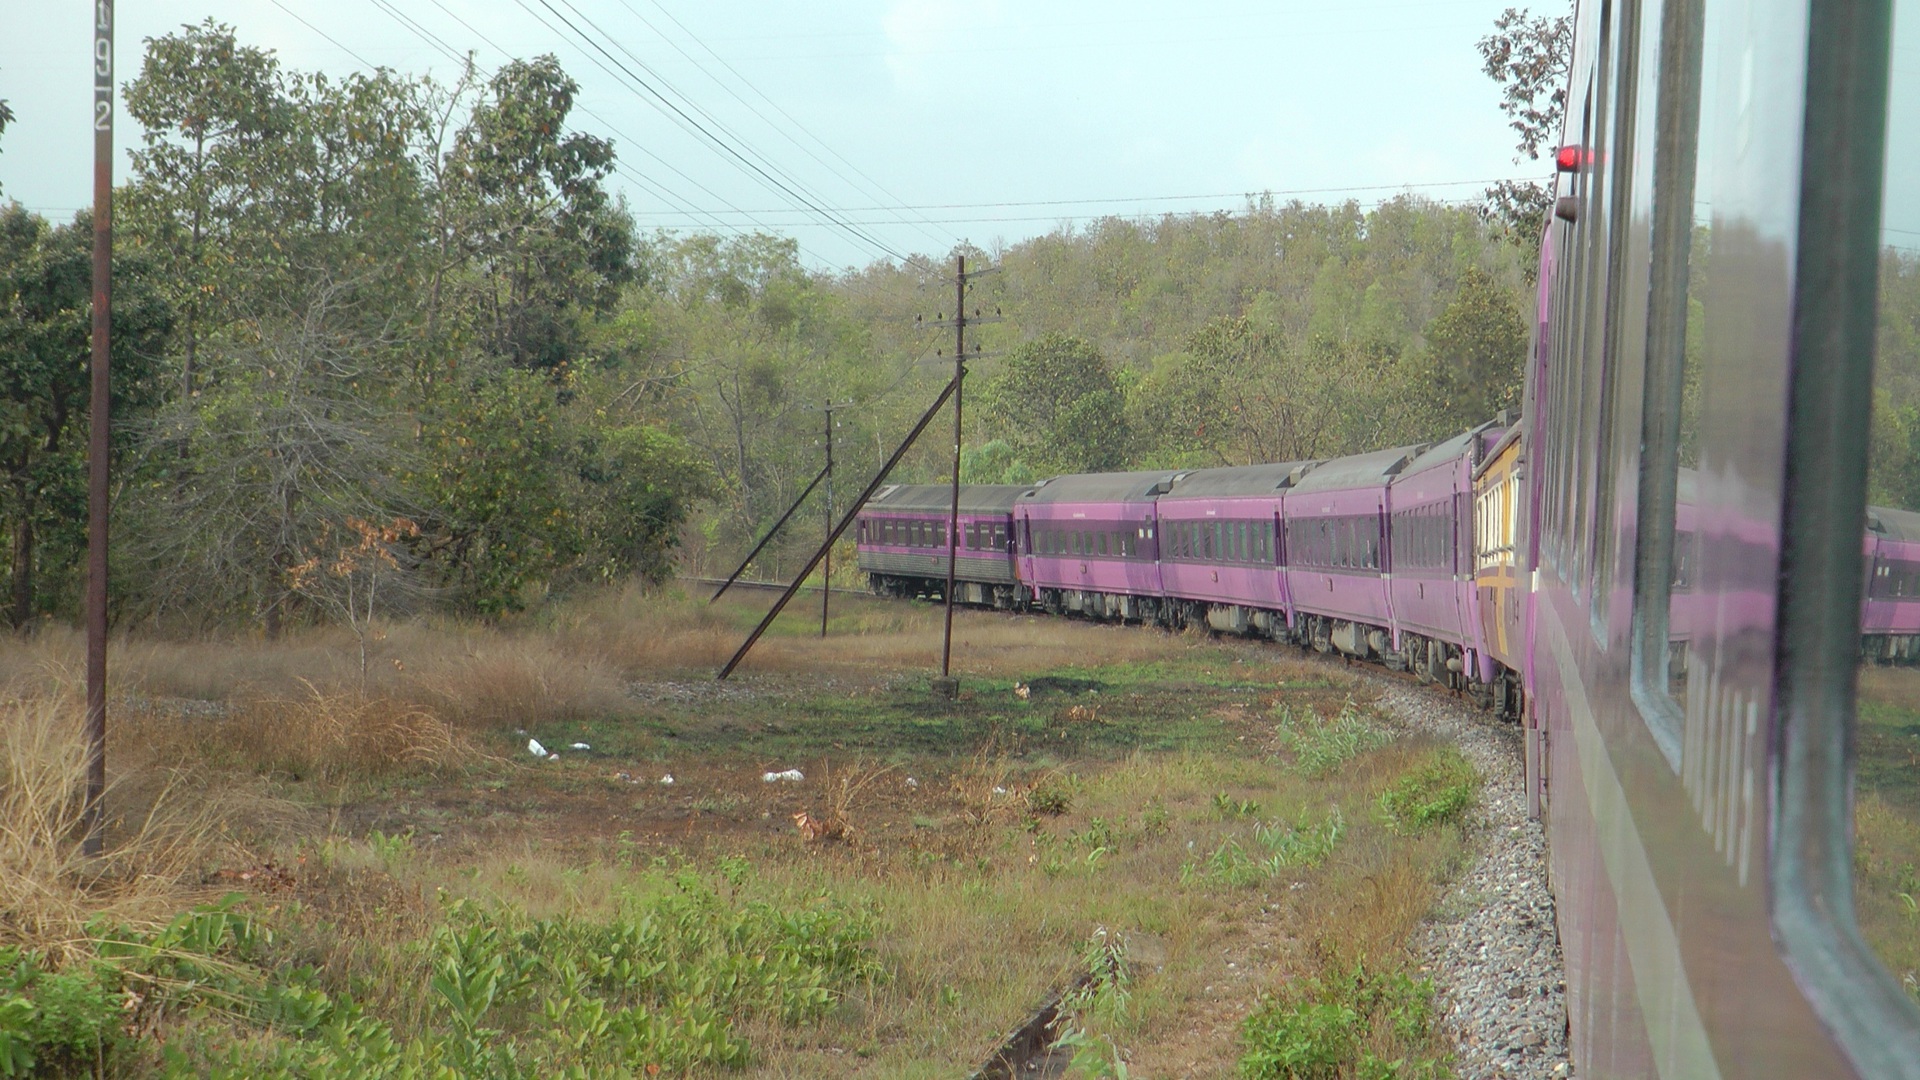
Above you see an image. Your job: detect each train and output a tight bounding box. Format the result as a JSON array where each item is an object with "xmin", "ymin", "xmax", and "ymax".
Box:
[{"xmin": 856, "ymin": 0, "xmax": 1920, "ymax": 1072}]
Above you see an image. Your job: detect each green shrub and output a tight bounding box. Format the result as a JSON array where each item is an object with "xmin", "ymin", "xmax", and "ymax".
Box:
[
  {"xmin": 1378, "ymin": 750, "xmax": 1480, "ymax": 833},
  {"xmin": 1027, "ymin": 776, "xmax": 1074, "ymax": 816},
  {"xmin": 0, "ymin": 952, "xmax": 125, "ymax": 1079},
  {"xmin": 1240, "ymin": 964, "xmax": 1450, "ymax": 1080}
]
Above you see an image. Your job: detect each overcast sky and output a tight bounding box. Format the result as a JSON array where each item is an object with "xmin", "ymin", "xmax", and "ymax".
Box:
[
  {"xmin": 0, "ymin": 1, "xmax": 1912, "ymax": 269},
  {"xmin": 0, "ymin": 0, "xmax": 1550, "ymax": 270}
]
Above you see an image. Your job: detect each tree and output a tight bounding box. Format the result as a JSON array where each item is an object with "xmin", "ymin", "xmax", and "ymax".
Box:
[
  {"xmin": 0, "ymin": 207, "xmax": 170, "ymax": 628},
  {"xmin": 1423, "ymin": 267, "xmax": 1528, "ymax": 429},
  {"xmin": 123, "ymin": 21, "xmax": 293, "ymax": 396},
  {"xmin": 981, "ymin": 333, "xmax": 1130, "ymax": 473},
  {"xmin": 441, "ymin": 57, "xmax": 633, "ymax": 371},
  {"xmin": 1477, "ymin": 7, "xmax": 1573, "ymax": 255}
]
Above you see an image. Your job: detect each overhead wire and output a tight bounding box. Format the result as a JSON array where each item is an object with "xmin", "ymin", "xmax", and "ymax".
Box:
[
  {"xmin": 410, "ymin": 0, "xmax": 753, "ymax": 237},
  {"xmin": 541, "ymin": 0, "xmax": 914, "ymax": 262},
  {"xmin": 518, "ymin": 0, "xmax": 912, "ymax": 264},
  {"xmin": 358, "ymin": 0, "xmax": 770, "ymax": 242},
  {"xmin": 613, "ymin": 0, "xmax": 955, "ymax": 253},
  {"xmin": 623, "ymin": 176, "xmax": 1549, "ymax": 218}
]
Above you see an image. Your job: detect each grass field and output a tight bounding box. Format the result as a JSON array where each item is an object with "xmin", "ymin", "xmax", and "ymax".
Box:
[
  {"xmin": 1854, "ymin": 665, "xmax": 1920, "ymax": 1007},
  {"xmin": 0, "ymin": 586, "xmax": 1480, "ymax": 1078}
]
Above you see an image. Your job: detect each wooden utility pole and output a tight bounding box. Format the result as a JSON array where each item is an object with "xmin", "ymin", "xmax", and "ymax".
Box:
[
  {"xmin": 921, "ymin": 256, "xmax": 1000, "ymax": 691},
  {"xmin": 941, "ymin": 256, "xmax": 966, "ymax": 679},
  {"xmin": 84, "ymin": 0, "xmax": 115, "ymax": 857},
  {"xmin": 821, "ymin": 401, "xmax": 835, "ymax": 637}
]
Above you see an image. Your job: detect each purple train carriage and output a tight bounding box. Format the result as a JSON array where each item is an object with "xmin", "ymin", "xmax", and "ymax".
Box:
[
  {"xmin": 1864, "ymin": 505, "xmax": 1920, "ymax": 663},
  {"xmin": 1013, "ymin": 470, "xmax": 1170, "ymax": 621},
  {"xmin": 1154, "ymin": 460, "xmax": 1316, "ymax": 636},
  {"xmin": 854, "ymin": 484, "xmax": 1026, "ymax": 608}
]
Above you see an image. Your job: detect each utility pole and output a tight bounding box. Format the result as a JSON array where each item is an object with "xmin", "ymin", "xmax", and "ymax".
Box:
[
  {"xmin": 918, "ymin": 254, "xmax": 1000, "ymax": 690},
  {"xmin": 821, "ymin": 400, "xmax": 834, "ymax": 637},
  {"xmin": 84, "ymin": 0, "xmax": 115, "ymax": 858},
  {"xmin": 941, "ymin": 256, "xmax": 965, "ymax": 681}
]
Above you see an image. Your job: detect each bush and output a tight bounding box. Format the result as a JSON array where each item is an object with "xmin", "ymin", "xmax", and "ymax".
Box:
[
  {"xmin": 1378, "ymin": 750, "xmax": 1480, "ymax": 833},
  {"xmin": 1240, "ymin": 964, "xmax": 1450, "ymax": 1080}
]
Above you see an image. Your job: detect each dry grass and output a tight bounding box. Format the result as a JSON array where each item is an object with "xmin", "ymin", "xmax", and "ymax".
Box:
[{"xmin": 0, "ymin": 691, "xmax": 232, "ymax": 962}]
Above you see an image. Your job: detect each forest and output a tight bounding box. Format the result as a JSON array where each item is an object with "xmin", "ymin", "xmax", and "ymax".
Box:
[{"xmin": 2, "ymin": 19, "xmax": 1918, "ymax": 635}]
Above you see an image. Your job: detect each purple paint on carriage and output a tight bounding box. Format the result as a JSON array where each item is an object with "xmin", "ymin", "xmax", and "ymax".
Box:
[
  {"xmin": 1865, "ymin": 506, "xmax": 1920, "ymax": 637},
  {"xmin": 1385, "ymin": 428, "xmax": 1484, "ymax": 656},
  {"xmin": 1155, "ymin": 461, "xmax": 1317, "ymax": 617},
  {"xmin": 1014, "ymin": 471, "xmax": 1169, "ymax": 610},
  {"xmin": 1279, "ymin": 444, "xmax": 1421, "ymax": 631}
]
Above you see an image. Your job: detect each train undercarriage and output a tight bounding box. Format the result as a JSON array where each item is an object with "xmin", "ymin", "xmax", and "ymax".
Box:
[{"xmin": 866, "ymin": 572, "xmax": 1525, "ymax": 720}]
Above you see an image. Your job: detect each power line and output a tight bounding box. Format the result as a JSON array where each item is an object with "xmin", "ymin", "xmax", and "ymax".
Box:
[
  {"xmin": 355, "ymin": 0, "xmax": 775, "ymax": 243},
  {"xmin": 518, "ymin": 0, "xmax": 910, "ymax": 264},
  {"xmin": 269, "ymin": 0, "xmax": 378, "ymax": 68},
  {"xmin": 400, "ymin": 0, "xmax": 755, "ymax": 237},
  {"xmin": 625, "ymin": 176, "xmax": 1546, "ymax": 217},
  {"xmin": 613, "ymin": 0, "xmax": 954, "ymax": 253}
]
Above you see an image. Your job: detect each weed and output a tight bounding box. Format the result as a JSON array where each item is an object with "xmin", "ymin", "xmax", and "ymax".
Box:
[
  {"xmin": 1185, "ymin": 809, "xmax": 1345, "ymax": 888},
  {"xmin": 1275, "ymin": 698, "xmax": 1393, "ymax": 777},
  {"xmin": 1141, "ymin": 798, "xmax": 1172, "ymax": 837},
  {"xmin": 1213, "ymin": 791, "xmax": 1263, "ymax": 819},
  {"xmin": 1027, "ymin": 775, "xmax": 1075, "ymax": 817},
  {"xmin": 1240, "ymin": 963, "xmax": 1451, "ymax": 1080},
  {"xmin": 1378, "ymin": 750, "xmax": 1481, "ymax": 833},
  {"xmin": 0, "ymin": 691, "xmax": 232, "ymax": 962}
]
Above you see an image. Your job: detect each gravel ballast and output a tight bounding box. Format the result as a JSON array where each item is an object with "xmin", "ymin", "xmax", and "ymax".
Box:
[{"xmin": 1376, "ymin": 684, "xmax": 1572, "ymax": 1080}]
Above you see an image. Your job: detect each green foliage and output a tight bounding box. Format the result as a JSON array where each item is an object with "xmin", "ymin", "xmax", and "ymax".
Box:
[
  {"xmin": 981, "ymin": 333, "xmax": 1131, "ymax": 474},
  {"xmin": 443, "ymin": 56, "xmax": 633, "ymax": 371},
  {"xmin": 1275, "ymin": 699, "xmax": 1394, "ymax": 777},
  {"xmin": 1379, "ymin": 750, "xmax": 1481, "ymax": 833},
  {"xmin": 960, "ymin": 439, "xmax": 1038, "ymax": 485},
  {"xmin": 167, "ymin": 879, "xmax": 882, "ymax": 1078},
  {"xmin": 1871, "ymin": 252, "xmax": 1920, "ymax": 510},
  {"xmin": 1027, "ymin": 776, "xmax": 1075, "ymax": 817},
  {"xmin": 1184, "ymin": 809, "xmax": 1344, "ymax": 888},
  {"xmin": 1422, "ymin": 267, "xmax": 1527, "ymax": 431},
  {"xmin": 1240, "ymin": 964, "xmax": 1450, "ymax": 1080},
  {"xmin": 0, "ymin": 205, "xmax": 171, "ymax": 626},
  {"xmin": 415, "ymin": 373, "xmax": 580, "ymax": 615},
  {"xmin": 0, "ymin": 877, "xmax": 881, "ymax": 1078},
  {"xmin": 0, "ymin": 952, "xmax": 125, "ymax": 1077}
]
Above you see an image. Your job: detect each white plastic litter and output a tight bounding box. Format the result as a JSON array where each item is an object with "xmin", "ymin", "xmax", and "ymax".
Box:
[
  {"xmin": 992, "ymin": 786, "xmax": 1008, "ymax": 795},
  {"xmin": 660, "ymin": 774, "xmax": 676, "ymax": 785},
  {"xmin": 527, "ymin": 738, "xmax": 548, "ymax": 758},
  {"xmin": 762, "ymin": 769, "xmax": 805, "ymax": 783},
  {"xmin": 905, "ymin": 777, "xmax": 919, "ymax": 789},
  {"xmin": 569, "ymin": 742, "xmax": 591, "ymax": 751}
]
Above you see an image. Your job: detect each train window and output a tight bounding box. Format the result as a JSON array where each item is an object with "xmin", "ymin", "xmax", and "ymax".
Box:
[{"xmin": 1620, "ymin": 0, "xmax": 1704, "ymax": 765}]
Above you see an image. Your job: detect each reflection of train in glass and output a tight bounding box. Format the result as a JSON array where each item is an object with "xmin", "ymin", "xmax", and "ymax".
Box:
[{"xmin": 858, "ymin": 0, "xmax": 1920, "ymax": 1069}]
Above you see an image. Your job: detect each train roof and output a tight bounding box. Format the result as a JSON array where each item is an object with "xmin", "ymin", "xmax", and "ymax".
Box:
[
  {"xmin": 1869, "ymin": 504, "xmax": 1920, "ymax": 542},
  {"xmin": 1397, "ymin": 425, "xmax": 1489, "ymax": 479},
  {"xmin": 1160, "ymin": 460, "xmax": 1320, "ymax": 499},
  {"xmin": 1286, "ymin": 443, "xmax": 1425, "ymax": 493},
  {"xmin": 1018, "ymin": 469, "xmax": 1180, "ymax": 504},
  {"xmin": 863, "ymin": 484, "xmax": 1029, "ymax": 514}
]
